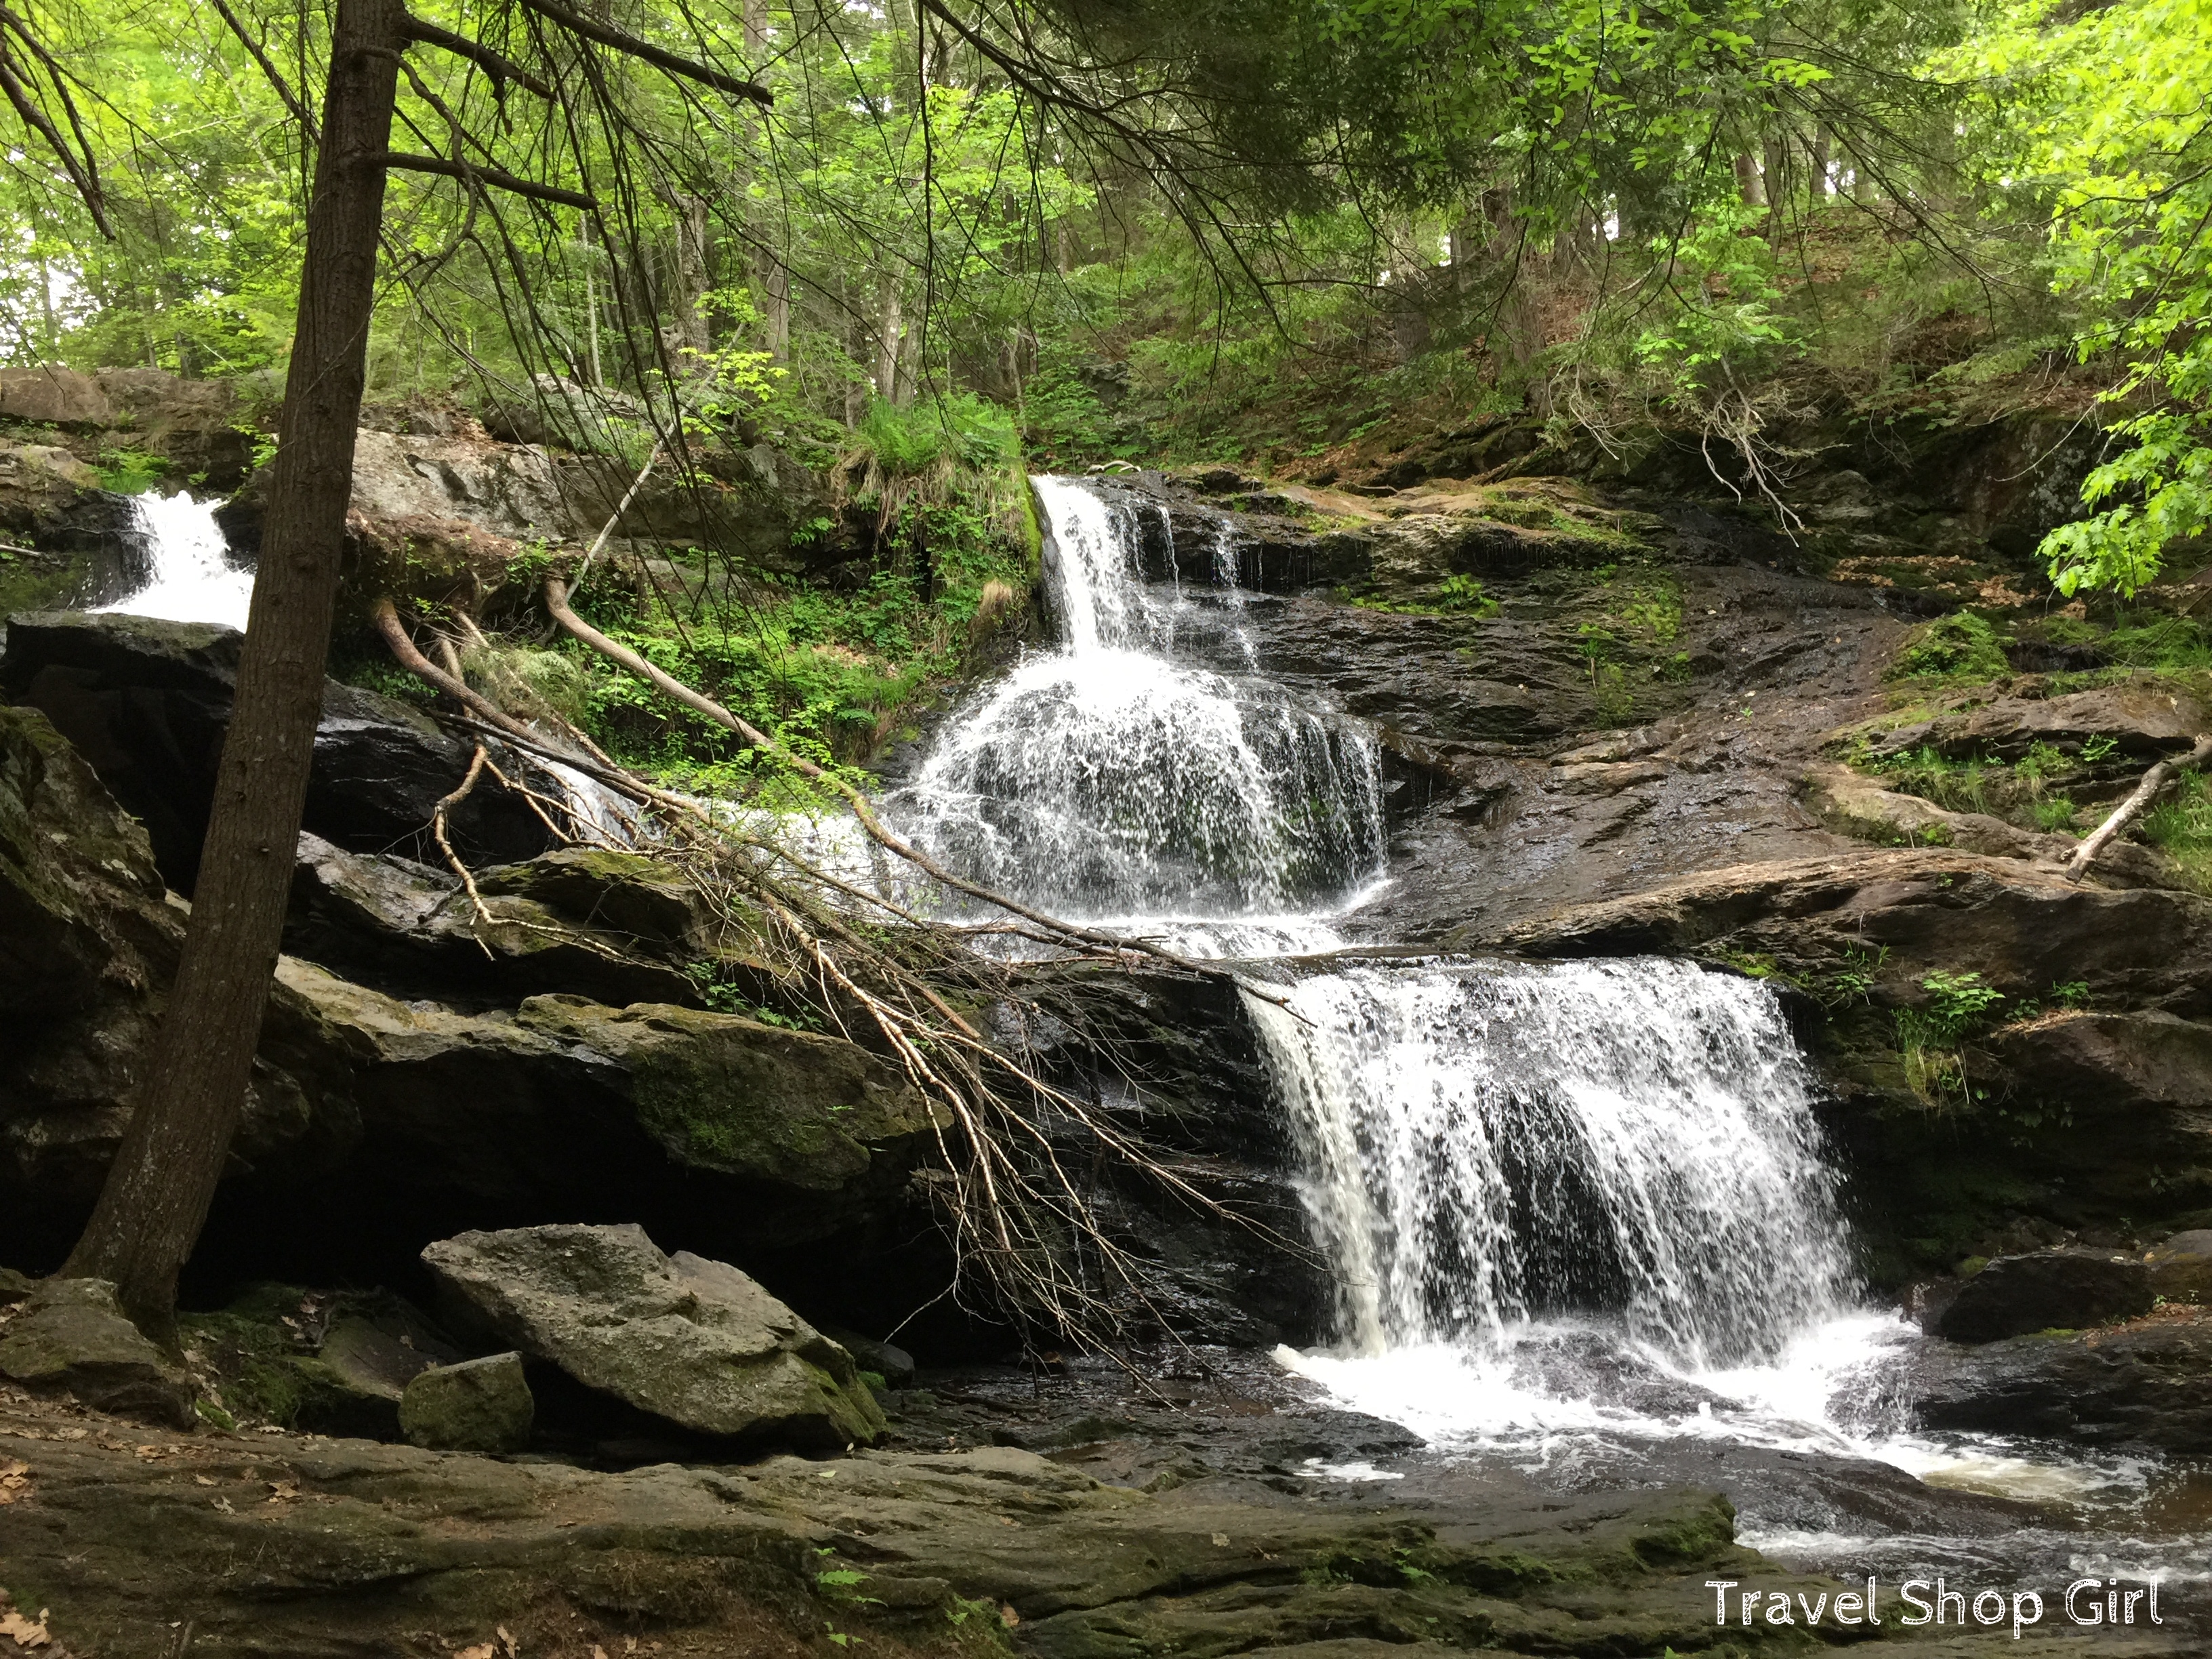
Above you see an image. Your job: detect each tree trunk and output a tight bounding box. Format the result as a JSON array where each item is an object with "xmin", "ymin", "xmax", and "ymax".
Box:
[
  {"xmin": 1733, "ymin": 152, "xmax": 1765, "ymax": 208},
  {"xmin": 60, "ymin": 0, "xmax": 405, "ymax": 1338},
  {"xmin": 1761, "ymin": 134, "xmax": 1789, "ymax": 214},
  {"xmin": 764, "ymin": 253, "xmax": 790, "ymax": 359},
  {"xmin": 876, "ymin": 279, "xmax": 903, "ymax": 405},
  {"xmin": 667, "ymin": 191, "xmax": 712, "ymax": 361},
  {"xmin": 1809, "ymin": 125, "xmax": 1833, "ymax": 200}
]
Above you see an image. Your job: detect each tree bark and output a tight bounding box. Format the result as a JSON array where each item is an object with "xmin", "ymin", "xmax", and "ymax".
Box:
[
  {"xmin": 1733, "ymin": 152, "xmax": 1765, "ymax": 208},
  {"xmin": 666, "ymin": 190, "xmax": 712, "ymax": 361},
  {"xmin": 876, "ymin": 279, "xmax": 904, "ymax": 405},
  {"xmin": 60, "ymin": 0, "xmax": 405, "ymax": 1337},
  {"xmin": 764, "ymin": 253, "xmax": 790, "ymax": 360}
]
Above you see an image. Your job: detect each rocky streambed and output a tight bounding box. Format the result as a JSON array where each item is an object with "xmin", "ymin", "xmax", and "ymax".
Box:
[{"xmin": 2, "ymin": 380, "xmax": 2211, "ymax": 1654}]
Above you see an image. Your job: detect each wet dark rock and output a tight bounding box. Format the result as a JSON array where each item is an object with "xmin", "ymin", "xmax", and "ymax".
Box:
[
  {"xmin": 0, "ymin": 1277, "xmax": 195, "ymax": 1427},
  {"xmin": 996, "ymin": 960, "xmax": 1326, "ymax": 1348},
  {"xmin": 1857, "ymin": 684, "xmax": 2207, "ymax": 764},
  {"xmin": 422, "ymin": 1223, "xmax": 886, "ymax": 1451},
  {"xmin": 1984, "ymin": 1010, "xmax": 2212, "ymax": 1113},
  {"xmin": 823, "ymin": 1325, "xmax": 916, "ymax": 1389},
  {"xmin": 1917, "ymin": 1307, "xmax": 2212, "ymax": 1452},
  {"xmin": 287, "ymin": 831, "xmax": 701, "ymax": 1007},
  {"xmin": 1934, "ymin": 1248, "xmax": 2156, "ymax": 1343},
  {"xmin": 0, "ymin": 609, "xmax": 550, "ymax": 888},
  {"xmin": 0, "ymin": 442, "xmax": 140, "ymax": 616}
]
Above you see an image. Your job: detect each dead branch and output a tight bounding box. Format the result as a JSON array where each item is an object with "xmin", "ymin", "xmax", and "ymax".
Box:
[
  {"xmin": 515, "ymin": 0, "xmax": 770, "ymax": 106},
  {"xmin": 2066, "ymin": 734, "xmax": 2212, "ymax": 882},
  {"xmin": 375, "ymin": 150, "xmax": 596, "ymax": 211},
  {"xmin": 543, "ymin": 575, "xmax": 1227, "ymax": 979},
  {"xmin": 573, "ymin": 442, "xmax": 663, "ymax": 590},
  {"xmin": 401, "ymin": 16, "xmax": 552, "ymax": 99}
]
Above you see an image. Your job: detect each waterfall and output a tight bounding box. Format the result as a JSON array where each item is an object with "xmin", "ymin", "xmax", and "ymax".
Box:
[
  {"xmin": 890, "ymin": 475, "xmax": 1385, "ymax": 942},
  {"xmin": 96, "ymin": 490, "xmax": 253, "ymax": 631},
  {"xmin": 1245, "ymin": 957, "xmax": 1854, "ymax": 1370}
]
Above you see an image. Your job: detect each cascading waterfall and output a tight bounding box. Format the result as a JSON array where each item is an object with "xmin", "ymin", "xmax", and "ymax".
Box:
[
  {"xmin": 98, "ymin": 490, "xmax": 254, "ymax": 630},
  {"xmin": 1244, "ymin": 957, "xmax": 1852, "ymax": 1370},
  {"xmin": 890, "ymin": 475, "xmax": 1385, "ymax": 941}
]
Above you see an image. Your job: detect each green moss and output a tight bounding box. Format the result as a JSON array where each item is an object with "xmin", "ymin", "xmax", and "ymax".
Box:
[{"xmin": 1889, "ymin": 611, "xmax": 2009, "ymax": 682}]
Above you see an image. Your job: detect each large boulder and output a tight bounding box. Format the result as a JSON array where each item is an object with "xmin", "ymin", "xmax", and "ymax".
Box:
[
  {"xmin": 0, "ymin": 441, "xmax": 135, "ymax": 615},
  {"xmin": 421, "ymin": 1223, "xmax": 886, "ymax": 1450},
  {"xmin": 1, "ymin": 610, "xmax": 551, "ymax": 887},
  {"xmin": 0, "ymin": 366, "xmax": 112, "ymax": 426},
  {"xmin": 1933, "ymin": 1248, "xmax": 2156, "ymax": 1343},
  {"xmin": 0, "ymin": 1277, "xmax": 195, "ymax": 1427},
  {"xmin": 508, "ymin": 997, "xmax": 941, "ymax": 1193},
  {"xmin": 1917, "ymin": 1306, "xmax": 2212, "ymax": 1452}
]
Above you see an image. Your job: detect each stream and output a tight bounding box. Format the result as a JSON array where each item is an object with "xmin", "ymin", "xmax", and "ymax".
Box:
[{"xmin": 890, "ymin": 474, "xmax": 2212, "ymax": 1609}]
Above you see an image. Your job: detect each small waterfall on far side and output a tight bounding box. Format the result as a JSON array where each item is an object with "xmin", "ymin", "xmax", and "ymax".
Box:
[{"xmin": 97, "ymin": 490, "xmax": 254, "ymax": 630}]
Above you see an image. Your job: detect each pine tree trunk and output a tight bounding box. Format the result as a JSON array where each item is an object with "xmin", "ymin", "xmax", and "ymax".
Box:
[{"xmin": 60, "ymin": 0, "xmax": 405, "ymax": 1338}]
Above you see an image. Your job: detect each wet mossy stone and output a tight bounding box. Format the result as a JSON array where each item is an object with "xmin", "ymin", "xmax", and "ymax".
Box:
[
  {"xmin": 0, "ymin": 1276, "xmax": 194, "ymax": 1427},
  {"xmin": 422, "ymin": 1223, "xmax": 885, "ymax": 1451},
  {"xmin": 399, "ymin": 1351, "xmax": 533, "ymax": 1453},
  {"xmin": 512, "ymin": 997, "xmax": 943, "ymax": 1188},
  {"xmin": 1934, "ymin": 1247, "xmax": 2155, "ymax": 1344}
]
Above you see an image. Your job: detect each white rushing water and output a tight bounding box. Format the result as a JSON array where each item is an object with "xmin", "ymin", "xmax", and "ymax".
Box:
[
  {"xmin": 96, "ymin": 489, "xmax": 253, "ymax": 630},
  {"xmin": 1245, "ymin": 957, "xmax": 1851, "ymax": 1366},
  {"xmin": 889, "ymin": 476, "xmax": 1385, "ymax": 949}
]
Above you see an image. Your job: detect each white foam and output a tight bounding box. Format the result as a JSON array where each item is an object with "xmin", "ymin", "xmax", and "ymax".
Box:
[{"xmin": 96, "ymin": 490, "xmax": 253, "ymax": 630}]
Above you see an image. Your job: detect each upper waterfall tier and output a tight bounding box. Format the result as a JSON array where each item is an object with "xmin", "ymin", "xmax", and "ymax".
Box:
[{"xmin": 889, "ymin": 476, "xmax": 1386, "ymax": 933}]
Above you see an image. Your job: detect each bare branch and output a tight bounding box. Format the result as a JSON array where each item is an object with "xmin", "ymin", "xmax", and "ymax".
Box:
[
  {"xmin": 516, "ymin": 0, "xmax": 769, "ymax": 106},
  {"xmin": 402, "ymin": 15, "xmax": 553, "ymax": 99},
  {"xmin": 2067, "ymin": 735, "xmax": 2212, "ymax": 881},
  {"xmin": 373, "ymin": 149, "xmax": 596, "ymax": 209}
]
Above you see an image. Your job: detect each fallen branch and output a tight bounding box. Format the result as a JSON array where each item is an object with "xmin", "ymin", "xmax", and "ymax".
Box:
[
  {"xmin": 573, "ymin": 443, "xmax": 662, "ymax": 590},
  {"xmin": 2067, "ymin": 733, "xmax": 2212, "ymax": 881},
  {"xmin": 542, "ymin": 575, "xmax": 1223, "ymax": 977}
]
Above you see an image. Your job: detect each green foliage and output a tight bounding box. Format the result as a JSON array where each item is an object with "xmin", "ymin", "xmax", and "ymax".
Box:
[
  {"xmin": 1943, "ymin": 0, "xmax": 2212, "ymax": 594},
  {"xmin": 1889, "ymin": 613, "xmax": 2009, "ymax": 682},
  {"xmin": 2140, "ymin": 771, "xmax": 2212, "ymax": 894},
  {"xmin": 1894, "ymin": 970, "xmax": 2005, "ymax": 1107},
  {"xmin": 96, "ymin": 447, "xmax": 166, "ymax": 493},
  {"xmin": 1918, "ymin": 970, "xmax": 2006, "ymax": 1044},
  {"xmin": 1437, "ymin": 573, "xmax": 1500, "ymax": 615},
  {"xmin": 855, "ymin": 394, "xmax": 1019, "ymax": 477}
]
